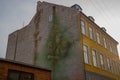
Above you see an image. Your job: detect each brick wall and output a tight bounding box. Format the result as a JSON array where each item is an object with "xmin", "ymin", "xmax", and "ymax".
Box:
[{"xmin": 0, "ymin": 59, "xmax": 51, "ymax": 80}]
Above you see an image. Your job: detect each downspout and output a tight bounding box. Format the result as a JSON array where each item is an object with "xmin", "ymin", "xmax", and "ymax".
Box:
[{"xmin": 14, "ymin": 31, "xmax": 18, "ymax": 60}]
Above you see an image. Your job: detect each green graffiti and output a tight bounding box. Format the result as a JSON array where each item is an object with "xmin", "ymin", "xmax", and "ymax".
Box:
[
  {"xmin": 45, "ymin": 16, "xmax": 72, "ymax": 67},
  {"xmin": 34, "ymin": 10, "xmax": 73, "ymax": 70}
]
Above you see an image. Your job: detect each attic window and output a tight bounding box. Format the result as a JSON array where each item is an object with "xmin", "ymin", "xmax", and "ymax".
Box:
[
  {"xmin": 88, "ymin": 16, "xmax": 95, "ymax": 22},
  {"xmin": 71, "ymin": 4, "xmax": 82, "ymax": 12},
  {"xmin": 49, "ymin": 15, "xmax": 53, "ymax": 22}
]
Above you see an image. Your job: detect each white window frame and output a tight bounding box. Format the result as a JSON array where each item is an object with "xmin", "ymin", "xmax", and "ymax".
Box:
[
  {"xmin": 96, "ymin": 32, "xmax": 101, "ymax": 44},
  {"xmin": 81, "ymin": 20, "xmax": 87, "ymax": 35},
  {"xmin": 109, "ymin": 42, "xmax": 113, "ymax": 52},
  {"xmin": 89, "ymin": 27, "xmax": 95, "ymax": 40},
  {"xmin": 100, "ymin": 54, "xmax": 106, "ymax": 70},
  {"xmin": 92, "ymin": 49, "xmax": 98, "ymax": 67},
  {"xmin": 83, "ymin": 45, "xmax": 90, "ymax": 64},
  {"xmin": 115, "ymin": 46, "xmax": 119, "ymax": 56},
  {"xmin": 103, "ymin": 37, "xmax": 108, "ymax": 49},
  {"xmin": 118, "ymin": 63, "xmax": 120, "ymax": 74},
  {"xmin": 113, "ymin": 61, "xmax": 119, "ymax": 75},
  {"xmin": 107, "ymin": 57, "xmax": 112, "ymax": 72},
  {"xmin": 49, "ymin": 15, "xmax": 53, "ymax": 22}
]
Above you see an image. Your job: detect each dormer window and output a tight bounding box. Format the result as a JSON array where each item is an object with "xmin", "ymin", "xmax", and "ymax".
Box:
[{"xmin": 71, "ymin": 4, "xmax": 82, "ymax": 12}]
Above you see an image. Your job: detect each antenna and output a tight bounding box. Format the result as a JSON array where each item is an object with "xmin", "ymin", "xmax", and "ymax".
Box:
[{"xmin": 23, "ymin": 21, "xmax": 25, "ymax": 27}]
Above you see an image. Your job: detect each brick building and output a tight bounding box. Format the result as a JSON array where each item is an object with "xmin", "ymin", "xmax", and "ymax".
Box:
[
  {"xmin": 6, "ymin": 1, "xmax": 120, "ymax": 80},
  {"xmin": 0, "ymin": 58, "xmax": 51, "ymax": 80}
]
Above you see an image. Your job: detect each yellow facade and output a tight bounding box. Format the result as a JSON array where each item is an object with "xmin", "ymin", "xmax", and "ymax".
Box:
[{"xmin": 79, "ymin": 13, "xmax": 120, "ymax": 80}]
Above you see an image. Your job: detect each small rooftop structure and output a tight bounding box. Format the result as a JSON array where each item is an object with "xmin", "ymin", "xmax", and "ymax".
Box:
[
  {"xmin": 101, "ymin": 27, "xmax": 107, "ymax": 32},
  {"xmin": 88, "ymin": 16, "xmax": 95, "ymax": 22},
  {"xmin": 71, "ymin": 4, "xmax": 82, "ymax": 12}
]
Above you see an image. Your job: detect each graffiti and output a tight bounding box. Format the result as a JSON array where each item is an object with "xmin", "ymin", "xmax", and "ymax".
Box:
[{"xmin": 45, "ymin": 7, "xmax": 72, "ymax": 67}]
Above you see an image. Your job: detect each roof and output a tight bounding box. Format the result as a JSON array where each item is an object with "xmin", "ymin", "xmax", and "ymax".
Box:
[{"xmin": 0, "ymin": 58, "xmax": 51, "ymax": 72}]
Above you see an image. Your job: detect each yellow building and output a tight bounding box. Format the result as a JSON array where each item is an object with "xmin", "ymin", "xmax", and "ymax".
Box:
[{"xmin": 79, "ymin": 11, "xmax": 120, "ymax": 80}]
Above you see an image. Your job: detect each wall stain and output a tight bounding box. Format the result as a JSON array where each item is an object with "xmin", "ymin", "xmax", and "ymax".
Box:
[
  {"xmin": 46, "ymin": 6, "xmax": 72, "ymax": 67},
  {"xmin": 34, "ymin": 10, "xmax": 41, "ymax": 65}
]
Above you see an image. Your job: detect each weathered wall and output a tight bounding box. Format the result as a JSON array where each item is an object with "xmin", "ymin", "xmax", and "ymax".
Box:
[
  {"xmin": 6, "ymin": 31, "xmax": 18, "ymax": 60},
  {"xmin": 6, "ymin": 24, "xmax": 35, "ymax": 64},
  {"xmin": 34, "ymin": 2, "xmax": 84, "ymax": 80},
  {"xmin": 15, "ymin": 24, "xmax": 35, "ymax": 64},
  {"xmin": 6, "ymin": 10, "xmax": 38, "ymax": 64}
]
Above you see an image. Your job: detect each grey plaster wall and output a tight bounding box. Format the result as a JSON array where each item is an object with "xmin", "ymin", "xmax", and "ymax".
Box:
[
  {"xmin": 35, "ymin": 2, "xmax": 84, "ymax": 80},
  {"xmin": 6, "ymin": 31, "xmax": 18, "ymax": 60}
]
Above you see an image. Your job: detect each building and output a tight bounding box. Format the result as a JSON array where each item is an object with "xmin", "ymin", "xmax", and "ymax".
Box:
[
  {"xmin": 0, "ymin": 58, "xmax": 51, "ymax": 80},
  {"xmin": 6, "ymin": 1, "xmax": 120, "ymax": 80}
]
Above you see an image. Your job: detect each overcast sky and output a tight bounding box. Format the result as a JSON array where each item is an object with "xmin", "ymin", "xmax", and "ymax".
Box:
[{"xmin": 0, "ymin": 0, "xmax": 120, "ymax": 58}]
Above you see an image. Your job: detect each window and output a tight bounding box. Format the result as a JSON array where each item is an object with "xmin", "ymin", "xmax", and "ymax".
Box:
[
  {"xmin": 113, "ymin": 44, "xmax": 117, "ymax": 54},
  {"xmin": 113, "ymin": 61, "xmax": 119, "ymax": 75},
  {"xmin": 115, "ymin": 46, "xmax": 119, "ymax": 56},
  {"xmin": 103, "ymin": 37, "xmax": 108, "ymax": 49},
  {"xmin": 8, "ymin": 70, "xmax": 34, "ymax": 80},
  {"xmin": 92, "ymin": 49, "xmax": 98, "ymax": 67},
  {"xmin": 89, "ymin": 27, "xmax": 94, "ymax": 40},
  {"xmin": 49, "ymin": 15, "xmax": 53, "ymax": 22},
  {"xmin": 118, "ymin": 64, "xmax": 120, "ymax": 74},
  {"xmin": 96, "ymin": 32, "xmax": 101, "ymax": 44},
  {"xmin": 100, "ymin": 54, "xmax": 106, "ymax": 70},
  {"xmin": 112, "ymin": 44, "xmax": 118, "ymax": 55},
  {"xmin": 107, "ymin": 57, "xmax": 112, "ymax": 72},
  {"xmin": 109, "ymin": 42, "xmax": 117, "ymax": 54},
  {"xmin": 83, "ymin": 45, "xmax": 90, "ymax": 64},
  {"xmin": 109, "ymin": 42, "xmax": 113, "ymax": 52},
  {"xmin": 116, "ymin": 63, "xmax": 119, "ymax": 75},
  {"xmin": 81, "ymin": 20, "xmax": 87, "ymax": 35}
]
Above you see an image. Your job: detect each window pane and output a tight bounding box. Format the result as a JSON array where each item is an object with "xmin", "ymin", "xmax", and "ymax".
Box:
[
  {"xmin": 107, "ymin": 58, "xmax": 112, "ymax": 72},
  {"xmin": 81, "ymin": 20, "xmax": 86, "ymax": 35},
  {"xmin": 83, "ymin": 45, "xmax": 90, "ymax": 64},
  {"xmin": 20, "ymin": 73, "xmax": 33, "ymax": 80},
  {"xmin": 97, "ymin": 32, "xmax": 101, "ymax": 44},
  {"xmin": 113, "ymin": 61, "xmax": 119, "ymax": 75},
  {"xmin": 8, "ymin": 70, "xmax": 34, "ymax": 80},
  {"xmin": 89, "ymin": 27, "xmax": 94, "ymax": 40},
  {"xmin": 49, "ymin": 15, "xmax": 53, "ymax": 22},
  {"xmin": 112, "ymin": 44, "xmax": 116, "ymax": 54},
  {"xmin": 8, "ymin": 71, "xmax": 19, "ymax": 80},
  {"xmin": 109, "ymin": 42, "xmax": 113, "ymax": 52},
  {"xmin": 100, "ymin": 54, "xmax": 105, "ymax": 70},
  {"xmin": 92, "ymin": 49, "xmax": 98, "ymax": 67},
  {"xmin": 103, "ymin": 38, "xmax": 108, "ymax": 48},
  {"xmin": 115, "ymin": 46, "xmax": 119, "ymax": 56}
]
